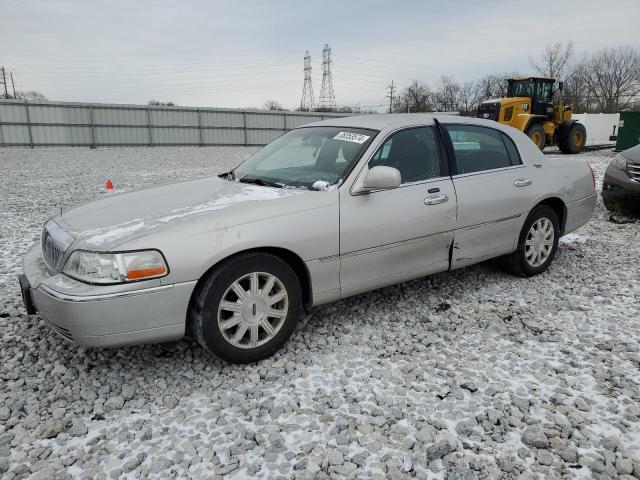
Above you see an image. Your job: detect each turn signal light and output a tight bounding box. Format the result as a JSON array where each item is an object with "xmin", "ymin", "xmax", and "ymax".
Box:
[{"xmin": 126, "ymin": 265, "xmax": 167, "ymax": 280}]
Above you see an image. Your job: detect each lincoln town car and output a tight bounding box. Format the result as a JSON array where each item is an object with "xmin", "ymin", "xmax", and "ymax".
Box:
[{"xmin": 21, "ymin": 114, "xmax": 596, "ymax": 363}]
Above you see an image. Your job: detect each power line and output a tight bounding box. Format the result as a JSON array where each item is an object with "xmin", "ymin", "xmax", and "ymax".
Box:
[{"xmin": 318, "ymin": 44, "xmax": 336, "ymax": 111}]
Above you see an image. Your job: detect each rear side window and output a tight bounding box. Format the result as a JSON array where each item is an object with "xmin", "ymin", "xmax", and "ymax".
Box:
[{"xmin": 445, "ymin": 125, "xmax": 520, "ymax": 174}]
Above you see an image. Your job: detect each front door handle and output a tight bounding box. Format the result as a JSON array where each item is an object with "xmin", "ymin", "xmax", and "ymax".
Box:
[
  {"xmin": 424, "ymin": 194, "xmax": 448, "ymax": 205},
  {"xmin": 514, "ymin": 178, "xmax": 532, "ymax": 187}
]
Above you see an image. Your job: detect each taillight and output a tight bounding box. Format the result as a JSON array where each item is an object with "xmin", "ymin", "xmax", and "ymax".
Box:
[{"xmin": 587, "ymin": 162, "xmax": 596, "ymax": 188}]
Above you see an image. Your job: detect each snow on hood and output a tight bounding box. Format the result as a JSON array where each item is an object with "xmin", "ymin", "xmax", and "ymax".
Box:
[{"xmin": 59, "ymin": 176, "xmax": 303, "ymax": 249}]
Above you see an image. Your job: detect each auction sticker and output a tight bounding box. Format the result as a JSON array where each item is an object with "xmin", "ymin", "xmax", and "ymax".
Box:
[{"xmin": 333, "ymin": 131, "xmax": 370, "ymax": 144}]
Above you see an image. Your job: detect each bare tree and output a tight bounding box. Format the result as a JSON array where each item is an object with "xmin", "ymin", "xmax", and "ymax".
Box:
[
  {"xmin": 530, "ymin": 41, "xmax": 575, "ymax": 79},
  {"xmin": 475, "ymin": 74, "xmax": 508, "ymax": 102},
  {"xmin": 458, "ymin": 81, "xmax": 480, "ymax": 116},
  {"xmin": 15, "ymin": 91, "xmax": 47, "ymax": 102},
  {"xmin": 579, "ymin": 46, "xmax": 640, "ymax": 112},
  {"xmin": 562, "ymin": 62, "xmax": 590, "ymax": 112},
  {"xmin": 263, "ymin": 99, "xmax": 285, "ymax": 111},
  {"xmin": 393, "ymin": 81, "xmax": 433, "ymax": 113},
  {"xmin": 148, "ymin": 99, "xmax": 175, "ymax": 106},
  {"xmin": 433, "ymin": 76, "xmax": 461, "ymax": 112}
]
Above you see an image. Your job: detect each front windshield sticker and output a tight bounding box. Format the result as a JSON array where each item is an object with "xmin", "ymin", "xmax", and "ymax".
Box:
[{"xmin": 333, "ymin": 131, "xmax": 370, "ymax": 144}]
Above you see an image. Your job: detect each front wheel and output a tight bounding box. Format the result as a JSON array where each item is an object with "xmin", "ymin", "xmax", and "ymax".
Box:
[
  {"xmin": 503, "ymin": 206, "xmax": 560, "ymax": 276},
  {"xmin": 525, "ymin": 123, "xmax": 546, "ymax": 151},
  {"xmin": 189, "ymin": 253, "xmax": 302, "ymax": 363}
]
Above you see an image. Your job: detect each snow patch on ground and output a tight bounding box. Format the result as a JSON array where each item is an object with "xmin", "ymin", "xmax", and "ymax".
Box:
[{"xmin": 1, "ymin": 147, "xmax": 639, "ymax": 479}]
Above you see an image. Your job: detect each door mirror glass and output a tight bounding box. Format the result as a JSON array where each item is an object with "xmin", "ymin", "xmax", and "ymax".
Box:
[{"xmin": 362, "ymin": 166, "xmax": 401, "ymax": 191}]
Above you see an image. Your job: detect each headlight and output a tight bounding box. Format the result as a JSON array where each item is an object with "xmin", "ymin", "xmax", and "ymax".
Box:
[
  {"xmin": 610, "ymin": 154, "xmax": 628, "ymax": 170},
  {"xmin": 63, "ymin": 250, "xmax": 168, "ymax": 284}
]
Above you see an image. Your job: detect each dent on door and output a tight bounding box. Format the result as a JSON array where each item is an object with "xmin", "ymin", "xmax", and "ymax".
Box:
[
  {"xmin": 339, "ymin": 178, "xmax": 457, "ymax": 298},
  {"xmin": 450, "ymin": 170, "xmax": 531, "ymax": 268}
]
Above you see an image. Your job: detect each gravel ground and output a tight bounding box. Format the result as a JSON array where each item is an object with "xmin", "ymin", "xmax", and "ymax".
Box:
[{"xmin": 0, "ymin": 146, "xmax": 639, "ymax": 480}]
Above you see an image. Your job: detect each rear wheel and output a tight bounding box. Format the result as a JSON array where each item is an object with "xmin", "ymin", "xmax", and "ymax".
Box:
[
  {"xmin": 525, "ymin": 123, "xmax": 546, "ymax": 151},
  {"xmin": 559, "ymin": 122, "xmax": 586, "ymax": 154},
  {"xmin": 503, "ymin": 206, "xmax": 560, "ymax": 276},
  {"xmin": 189, "ymin": 253, "xmax": 302, "ymax": 363}
]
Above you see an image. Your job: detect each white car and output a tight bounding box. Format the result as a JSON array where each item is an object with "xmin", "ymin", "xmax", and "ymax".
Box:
[{"xmin": 21, "ymin": 114, "xmax": 596, "ymax": 363}]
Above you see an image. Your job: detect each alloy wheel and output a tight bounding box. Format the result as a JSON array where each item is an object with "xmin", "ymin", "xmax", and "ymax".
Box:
[
  {"xmin": 525, "ymin": 218, "xmax": 554, "ymax": 267},
  {"xmin": 217, "ymin": 272, "xmax": 289, "ymax": 349}
]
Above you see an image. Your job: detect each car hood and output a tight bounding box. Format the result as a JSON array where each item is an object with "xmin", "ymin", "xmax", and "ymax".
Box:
[
  {"xmin": 621, "ymin": 143, "xmax": 640, "ymax": 163},
  {"xmin": 58, "ymin": 176, "xmax": 305, "ymax": 250}
]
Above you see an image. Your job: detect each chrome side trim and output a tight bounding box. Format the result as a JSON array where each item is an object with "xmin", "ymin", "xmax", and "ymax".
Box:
[
  {"xmin": 39, "ymin": 284, "xmax": 175, "ymax": 302},
  {"xmin": 452, "ymin": 164, "xmax": 526, "ymax": 179},
  {"xmin": 317, "ymin": 213, "xmax": 523, "ymax": 261}
]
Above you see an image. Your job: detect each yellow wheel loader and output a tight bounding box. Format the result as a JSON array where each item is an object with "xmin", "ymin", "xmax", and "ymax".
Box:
[{"xmin": 477, "ymin": 77, "xmax": 586, "ymax": 154}]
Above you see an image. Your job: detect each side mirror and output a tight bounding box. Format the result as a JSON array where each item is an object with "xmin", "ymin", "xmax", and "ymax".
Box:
[
  {"xmin": 558, "ymin": 81, "xmax": 564, "ymax": 92},
  {"xmin": 362, "ymin": 166, "xmax": 401, "ymax": 191}
]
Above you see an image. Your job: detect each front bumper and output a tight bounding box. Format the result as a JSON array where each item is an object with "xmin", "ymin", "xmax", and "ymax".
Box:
[
  {"xmin": 602, "ymin": 166, "xmax": 640, "ymax": 211},
  {"xmin": 21, "ymin": 243, "xmax": 196, "ymax": 348}
]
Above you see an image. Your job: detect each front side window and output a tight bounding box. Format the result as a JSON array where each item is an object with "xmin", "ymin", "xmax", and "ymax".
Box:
[
  {"xmin": 233, "ymin": 126, "xmax": 376, "ymax": 188},
  {"xmin": 445, "ymin": 125, "xmax": 520, "ymax": 174},
  {"xmin": 369, "ymin": 127, "xmax": 441, "ymax": 184}
]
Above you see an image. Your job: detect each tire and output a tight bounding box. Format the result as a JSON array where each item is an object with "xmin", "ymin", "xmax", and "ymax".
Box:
[
  {"xmin": 189, "ymin": 252, "xmax": 302, "ymax": 363},
  {"xmin": 558, "ymin": 123, "xmax": 586, "ymax": 154},
  {"xmin": 525, "ymin": 123, "xmax": 546, "ymax": 151},
  {"xmin": 503, "ymin": 206, "xmax": 560, "ymax": 277}
]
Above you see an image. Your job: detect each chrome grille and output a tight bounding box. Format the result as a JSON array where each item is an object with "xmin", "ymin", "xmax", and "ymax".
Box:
[
  {"xmin": 41, "ymin": 221, "xmax": 74, "ymax": 271},
  {"xmin": 627, "ymin": 163, "xmax": 640, "ymax": 182}
]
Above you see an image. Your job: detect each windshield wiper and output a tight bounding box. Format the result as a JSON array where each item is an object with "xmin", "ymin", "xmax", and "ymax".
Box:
[{"xmin": 237, "ymin": 176, "xmax": 284, "ymax": 189}]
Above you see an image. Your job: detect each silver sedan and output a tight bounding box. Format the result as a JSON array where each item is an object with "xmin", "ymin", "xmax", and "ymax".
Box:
[{"xmin": 21, "ymin": 114, "xmax": 596, "ymax": 363}]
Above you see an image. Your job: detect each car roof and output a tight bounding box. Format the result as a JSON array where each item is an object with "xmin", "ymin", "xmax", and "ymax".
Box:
[{"xmin": 302, "ymin": 113, "xmax": 512, "ymax": 132}]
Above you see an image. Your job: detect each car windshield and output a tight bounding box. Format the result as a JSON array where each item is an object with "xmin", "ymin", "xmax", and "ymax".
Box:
[{"xmin": 232, "ymin": 126, "xmax": 377, "ymax": 189}]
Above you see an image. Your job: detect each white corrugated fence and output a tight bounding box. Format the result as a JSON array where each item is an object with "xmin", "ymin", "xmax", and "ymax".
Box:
[{"xmin": 0, "ymin": 100, "xmax": 348, "ymax": 147}]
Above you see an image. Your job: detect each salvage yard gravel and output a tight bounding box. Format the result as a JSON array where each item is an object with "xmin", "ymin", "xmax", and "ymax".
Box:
[{"xmin": 0, "ymin": 146, "xmax": 639, "ymax": 479}]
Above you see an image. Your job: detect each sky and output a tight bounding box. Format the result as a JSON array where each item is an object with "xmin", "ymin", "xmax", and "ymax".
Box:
[{"xmin": 2, "ymin": 0, "xmax": 639, "ymax": 110}]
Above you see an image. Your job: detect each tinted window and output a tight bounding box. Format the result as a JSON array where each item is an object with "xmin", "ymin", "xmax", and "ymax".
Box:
[
  {"xmin": 445, "ymin": 125, "xmax": 516, "ymax": 174},
  {"xmin": 369, "ymin": 127, "xmax": 440, "ymax": 184},
  {"xmin": 534, "ymin": 81, "xmax": 553, "ymax": 102}
]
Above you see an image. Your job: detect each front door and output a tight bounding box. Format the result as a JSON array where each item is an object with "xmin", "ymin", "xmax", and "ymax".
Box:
[{"xmin": 339, "ymin": 126, "xmax": 457, "ymax": 298}]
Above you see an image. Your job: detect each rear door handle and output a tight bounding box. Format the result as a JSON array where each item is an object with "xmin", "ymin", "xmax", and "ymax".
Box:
[
  {"xmin": 514, "ymin": 178, "xmax": 532, "ymax": 187},
  {"xmin": 424, "ymin": 194, "xmax": 448, "ymax": 205}
]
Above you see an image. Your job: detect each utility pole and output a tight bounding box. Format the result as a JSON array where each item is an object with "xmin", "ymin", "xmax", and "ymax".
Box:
[
  {"xmin": 1, "ymin": 67, "xmax": 8, "ymax": 99},
  {"xmin": 386, "ymin": 80, "xmax": 395, "ymax": 113},
  {"xmin": 10, "ymin": 72, "xmax": 16, "ymax": 98}
]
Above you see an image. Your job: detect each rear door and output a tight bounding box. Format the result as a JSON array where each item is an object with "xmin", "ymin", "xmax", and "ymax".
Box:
[
  {"xmin": 443, "ymin": 123, "xmax": 533, "ymax": 268},
  {"xmin": 339, "ymin": 125, "xmax": 457, "ymax": 298}
]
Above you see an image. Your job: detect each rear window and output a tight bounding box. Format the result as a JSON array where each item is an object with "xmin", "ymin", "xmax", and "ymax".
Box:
[{"xmin": 445, "ymin": 125, "xmax": 521, "ymax": 174}]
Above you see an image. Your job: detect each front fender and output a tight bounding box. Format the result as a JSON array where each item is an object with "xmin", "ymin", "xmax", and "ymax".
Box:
[{"xmin": 116, "ymin": 198, "xmax": 340, "ymax": 288}]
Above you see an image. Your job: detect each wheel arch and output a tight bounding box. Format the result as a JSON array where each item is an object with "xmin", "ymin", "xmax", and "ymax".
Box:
[
  {"xmin": 532, "ymin": 196, "xmax": 567, "ymax": 235},
  {"xmin": 523, "ymin": 115, "xmax": 548, "ymax": 133},
  {"xmin": 189, "ymin": 246, "xmax": 313, "ymax": 312}
]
